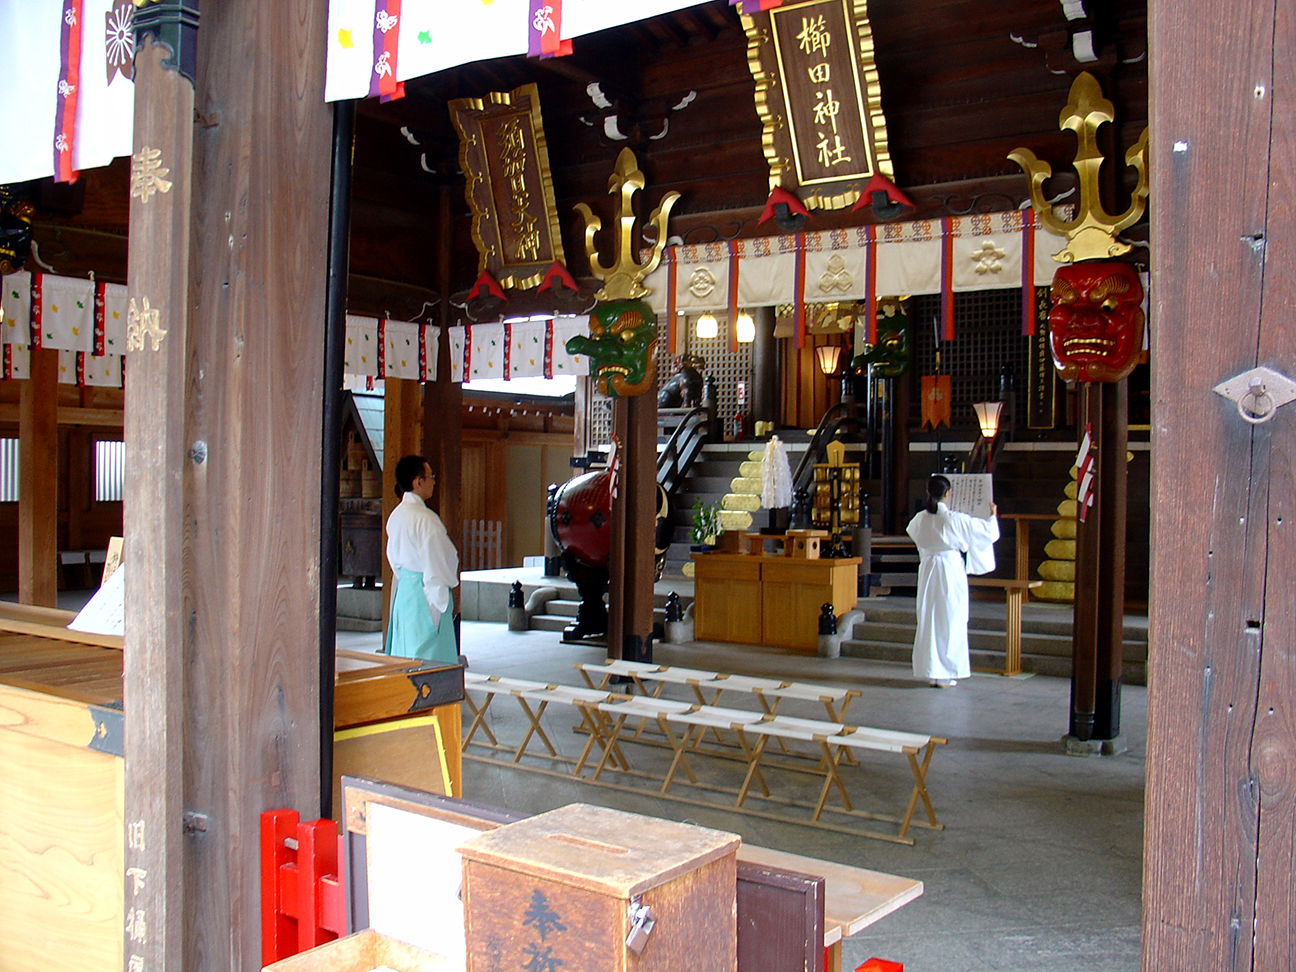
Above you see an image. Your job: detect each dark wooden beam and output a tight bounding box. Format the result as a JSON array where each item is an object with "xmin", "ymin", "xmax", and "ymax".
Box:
[{"xmin": 18, "ymin": 348, "xmax": 58, "ymax": 607}]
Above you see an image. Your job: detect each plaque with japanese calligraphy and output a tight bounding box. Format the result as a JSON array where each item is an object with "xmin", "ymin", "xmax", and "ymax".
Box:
[
  {"xmin": 742, "ymin": 0, "xmax": 893, "ymax": 209},
  {"xmin": 457, "ymin": 803, "xmax": 739, "ymax": 972},
  {"xmin": 450, "ymin": 83, "xmax": 565, "ymax": 289}
]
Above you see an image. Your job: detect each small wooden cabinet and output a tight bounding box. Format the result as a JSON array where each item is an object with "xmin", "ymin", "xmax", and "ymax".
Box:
[{"xmin": 691, "ymin": 552, "xmax": 860, "ymax": 651}]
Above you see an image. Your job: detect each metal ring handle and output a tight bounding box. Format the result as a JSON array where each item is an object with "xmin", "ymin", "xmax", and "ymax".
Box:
[{"xmin": 1238, "ymin": 382, "xmax": 1276, "ymax": 424}]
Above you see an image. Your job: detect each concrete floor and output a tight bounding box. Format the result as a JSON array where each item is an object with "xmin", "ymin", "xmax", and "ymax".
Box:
[
  {"xmin": 31, "ymin": 584, "xmax": 1143, "ymax": 969},
  {"xmin": 340, "ymin": 619, "xmax": 1146, "ymax": 972}
]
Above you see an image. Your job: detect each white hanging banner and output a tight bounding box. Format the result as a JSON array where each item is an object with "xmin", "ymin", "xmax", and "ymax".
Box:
[
  {"xmin": 550, "ymin": 316, "xmax": 590, "ymax": 377},
  {"xmin": 506, "ymin": 320, "xmax": 547, "ymax": 379},
  {"xmin": 324, "ymin": 0, "xmax": 702, "ymax": 102},
  {"xmin": 38, "ymin": 275, "xmax": 95, "ymax": 352},
  {"xmin": 467, "ymin": 322, "xmax": 505, "ymax": 379},
  {"xmin": 0, "ymin": 0, "xmax": 135, "ymax": 184},
  {"xmin": 2, "ymin": 272, "xmax": 32, "ymax": 349},
  {"xmin": 343, "ymin": 314, "xmax": 379, "ymax": 376}
]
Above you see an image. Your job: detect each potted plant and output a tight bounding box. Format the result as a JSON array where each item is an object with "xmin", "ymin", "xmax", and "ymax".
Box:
[{"xmin": 690, "ymin": 501, "xmax": 723, "ymax": 550}]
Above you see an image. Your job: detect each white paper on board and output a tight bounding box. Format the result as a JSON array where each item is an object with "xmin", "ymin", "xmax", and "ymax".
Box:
[
  {"xmin": 365, "ymin": 801, "xmax": 479, "ymax": 962},
  {"xmin": 944, "ymin": 474, "xmax": 994, "ymax": 519},
  {"xmin": 67, "ymin": 562, "xmax": 125, "ymax": 637}
]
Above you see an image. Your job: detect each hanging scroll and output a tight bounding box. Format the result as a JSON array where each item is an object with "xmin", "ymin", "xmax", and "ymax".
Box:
[
  {"xmin": 741, "ymin": 0, "xmax": 893, "ymax": 209},
  {"xmin": 449, "ymin": 83, "xmax": 565, "ymax": 290}
]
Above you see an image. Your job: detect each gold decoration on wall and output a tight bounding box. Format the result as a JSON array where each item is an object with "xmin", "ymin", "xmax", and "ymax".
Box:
[
  {"xmin": 741, "ymin": 0, "xmax": 894, "ymax": 210},
  {"xmin": 126, "ymin": 296, "xmax": 167, "ymax": 351},
  {"xmin": 130, "ymin": 146, "xmax": 173, "ymax": 203},
  {"xmin": 450, "ymin": 83, "xmax": 565, "ymax": 290},
  {"xmin": 574, "ymin": 148, "xmax": 679, "ymax": 301},
  {"xmin": 1008, "ymin": 72, "xmax": 1149, "ymax": 264}
]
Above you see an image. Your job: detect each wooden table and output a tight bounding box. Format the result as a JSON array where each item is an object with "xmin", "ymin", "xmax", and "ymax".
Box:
[
  {"xmin": 691, "ymin": 552, "xmax": 861, "ymax": 651},
  {"xmin": 736, "ymin": 844, "xmax": 923, "ymax": 972},
  {"xmin": 969, "ymin": 577, "xmax": 1044, "ymax": 676}
]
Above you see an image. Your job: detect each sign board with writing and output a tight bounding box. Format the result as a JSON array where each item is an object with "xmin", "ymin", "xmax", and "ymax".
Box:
[
  {"xmin": 450, "ymin": 83, "xmax": 565, "ymax": 289},
  {"xmin": 1027, "ymin": 287, "xmax": 1059, "ymax": 429},
  {"xmin": 945, "ymin": 474, "xmax": 995, "ymax": 519},
  {"xmin": 742, "ymin": 0, "xmax": 894, "ymax": 209}
]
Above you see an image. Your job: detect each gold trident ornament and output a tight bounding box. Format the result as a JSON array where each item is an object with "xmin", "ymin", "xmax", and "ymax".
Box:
[
  {"xmin": 574, "ymin": 148, "xmax": 680, "ymax": 301},
  {"xmin": 1009, "ymin": 72, "xmax": 1149, "ymax": 264}
]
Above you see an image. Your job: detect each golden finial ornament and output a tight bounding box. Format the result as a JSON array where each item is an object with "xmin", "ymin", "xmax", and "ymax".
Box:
[
  {"xmin": 574, "ymin": 148, "xmax": 680, "ymax": 301},
  {"xmin": 1009, "ymin": 72, "xmax": 1149, "ymax": 263}
]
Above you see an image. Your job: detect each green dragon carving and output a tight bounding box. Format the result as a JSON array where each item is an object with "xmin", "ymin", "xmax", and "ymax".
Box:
[
  {"xmin": 850, "ymin": 297, "xmax": 911, "ymax": 378},
  {"xmin": 565, "ymin": 299, "xmax": 658, "ymax": 398}
]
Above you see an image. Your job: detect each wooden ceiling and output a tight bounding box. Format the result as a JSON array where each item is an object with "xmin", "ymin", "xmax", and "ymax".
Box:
[{"xmin": 23, "ymin": 0, "xmax": 1148, "ymax": 314}]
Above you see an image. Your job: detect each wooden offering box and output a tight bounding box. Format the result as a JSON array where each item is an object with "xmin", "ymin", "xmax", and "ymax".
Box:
[
  {"xmin": 263, "ymin": 928, "xmax": 463, "ymax": 972},
  {"xmin": 457, "ymin": 803, "xmax": 740, "ymax": 972}
]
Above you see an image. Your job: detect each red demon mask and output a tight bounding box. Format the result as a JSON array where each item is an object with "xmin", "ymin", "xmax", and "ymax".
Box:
[{"xmin": 1048, "ymin": 261, "xmax": 1145, "ymax": 383}]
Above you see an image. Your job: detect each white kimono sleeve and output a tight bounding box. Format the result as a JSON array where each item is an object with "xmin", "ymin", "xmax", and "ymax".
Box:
[{"xmin": 962, "ymin": 514, "xmax": 1000, "ymax": 576}]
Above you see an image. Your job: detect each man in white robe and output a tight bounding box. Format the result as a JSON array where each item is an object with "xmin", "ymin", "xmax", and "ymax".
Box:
[
  {"xmin": 906, "ymin": 481, "xmax": 999, "ymax": 687},
  {"xmin": 385, "ymin": 456, "xmax": 459, "ymax": 663}
]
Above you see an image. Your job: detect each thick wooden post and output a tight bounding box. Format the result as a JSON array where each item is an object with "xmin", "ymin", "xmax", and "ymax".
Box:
[
  {"xmin": 173, "ymin": 2, "xmax": 331, "ymax": 967},
  {"xmin": 383, "ymin": 378, "xmax": 422, "ymax": 639},
  {"xmin": 122, "ymin": 35, "xmax": 194, "ymax": 972},
  {"xmin": 1067, "ymin": 380, "xmax": 1127, "ymax": 744},
  {"xmin": 17, "ymin": 347, "xmax": 58, "ymax": 606},
  {"xmin": 1144, "ymin": 0, "xmax": 1296, "ymax": 966},
  {"xmin": 607, "ymin": 393, "xmax": 657, "ymax": 662}
]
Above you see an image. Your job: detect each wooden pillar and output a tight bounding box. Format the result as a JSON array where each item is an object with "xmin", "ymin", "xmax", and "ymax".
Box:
[
  {"xmin": 1068, "ymin": 381, "xmax": 1126, "ymax": 743},
  {"xmin": 382, "ymin": 378, "xmax": 423, "ymax": 641},
  {"xmin": 1144, "ymin": 0, "xmax": 1296, "ymax": 966},
  {"xmin": 607, "ymin": 393, "xmax": 657, "ymax": 663},
  {"xmin": 423, "ymin": 185, "xmax": 463, "ymax": 581},
  {"xmin": 128, "ymin": 2, "xmax": 332, "ymax": 968},
  {"xmin": 750, "ymin": 306, "xmax": 778, "ymax": 428},
  {"xmin": 17, "ymin": 347, "xmax": 57, "ymax": 605},
  {"xmin": 122, "ymin": 34, "xmax": 193, "ymax": 972}
]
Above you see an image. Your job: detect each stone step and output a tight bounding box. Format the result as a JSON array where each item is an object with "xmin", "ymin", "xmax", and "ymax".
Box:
[
  {"xmin": 848, "ymin": 620, "xmax": 1148, "ymax": 662},
  {"xmin": 530, "ymin": 604, "xmax": 674, "ymax": 633},
  {"xmin": 839, "ymin": 638, "xmax": 1148, "ymax": 685},
  {"xmin": 852, "ymin": 601, "xmax": 1148, "ymax": 642}
]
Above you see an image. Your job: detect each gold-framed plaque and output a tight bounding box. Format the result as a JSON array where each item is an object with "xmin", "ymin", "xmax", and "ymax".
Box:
[
  {"xmin": 449, "ymin": 83, "xmax": 565, "ymax": 289},
  {"xmin": 742, "ymin": 0, "xmax": 893, "ymax": 209}
]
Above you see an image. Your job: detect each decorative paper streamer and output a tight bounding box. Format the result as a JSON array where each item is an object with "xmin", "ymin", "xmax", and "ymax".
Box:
[
  {"xmin": 418, "ymin": 318, "xmax": 427, "ymax": 379},
  {"xmin": 29, "ymin": 273, "xmax": 44, "ymax": 349},
  {"xmin": 502, "ymin": 322, "xmax": 512, "ymax": 379},
  {"xmin": 543, "ymin": 320, "xmax": 553, "ymax": 378},
  {"xmin": 54, "ymin": 0, "xmax": 85, "ymax": 183},
  {"xmin": 462, "ymin": 322, "xmax": 472, "ymax": 378},
  {"xmin": 93, "ymin": 280, "xmax": 106, "ymax": 354},
  {"xmin": 1075, "ymin": 424, "xmax": 1094, "ymax": 523},
  {"xmin": 369, "ymin": 0, "xmax": 405, "ymax": 102},
  {"xmin": 528, "ymin": 0, "xmax": 572, "ymax": 58},
  {"xmin": 376, "ymin": 316, "xmax": 387, "ymax": 377}
]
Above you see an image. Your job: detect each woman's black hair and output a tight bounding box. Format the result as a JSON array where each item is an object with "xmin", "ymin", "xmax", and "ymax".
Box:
[
  {"xmin": 925, "ymin": 475, "xmax": 951, "ymax": 514},
  {"xmin": 394, "ymin": 454, "xmax": 429, "ymax": 499}
]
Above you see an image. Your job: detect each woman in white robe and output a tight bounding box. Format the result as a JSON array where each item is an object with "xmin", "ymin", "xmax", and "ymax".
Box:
[
  {"xmin": 385, "ymin": 455, "xmax": 460, "ymax": 663},
  {"xmin": 906, "ymin": 475, "xmax": 999, "ymax": 687}
]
